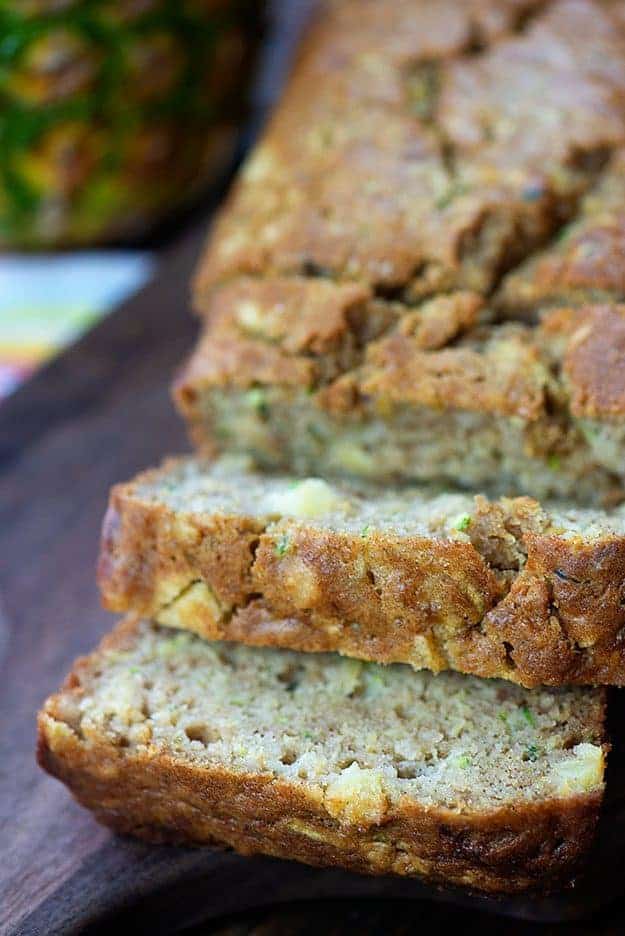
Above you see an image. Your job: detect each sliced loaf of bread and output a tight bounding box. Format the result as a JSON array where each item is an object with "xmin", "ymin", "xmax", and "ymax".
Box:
[
  {"xmin": 99, "ymin": 457, "xmax": 625, "ymax": 687},
  {"xmin": 179, "ymin": 0, "xmax": 625, "ymax": 507},
  {"xmin": 38, "ymin": 618, "xmax": 607, "ymax": 894}
]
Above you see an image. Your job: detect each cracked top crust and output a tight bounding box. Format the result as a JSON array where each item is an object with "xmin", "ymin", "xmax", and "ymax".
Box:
[
  {"xmin": 178, "ymin": 0, "xmax": 625, "ymax": 503},
  {"xmin": 194, "ymin": 0, "xmax": 625, "ymax": 300},
  {"xmin": 498, "ymin": 153, "xmax": 625, "ymax": 311},
  {"xmin": 177, "ymin": 284, "xmax": 625, "ymax": 424},
  {"xmin": 542, "ymin": 305, "xmax": 625, "ymax": 418}
]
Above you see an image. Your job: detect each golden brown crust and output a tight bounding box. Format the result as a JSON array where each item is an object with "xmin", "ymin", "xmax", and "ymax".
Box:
[
  {"xmin": 173, "ymin": 286, "xmax": 625, "ymax": 506},
  {"xmin": 455, "ymin": 533, "xmax": 625, "ymax": 686},
  {"xmin": 498, "ymin": 153, "xmax": 625, "ymax": 312},
  {"xmin": 541, "ymin": 305, "xmax": 625, "ymax": 419},
  {"xmin": 36, "ymin": 618, "xmax": 606, "ymax": 895},
  {"xmin": 172, "ymin": 277, "xmax": 625, "ymax": 503},
  {"xmin": 193, "ymin": 1, "xmax": 625, "ymax": 298},
  {"xmin": 176, "ymin": 291, "xmax": 548, "ymax": 417},
  {"xmin": 353, "ymin": 326, "xmax": 548, "ymax": 420},
  {"xmin": 98, "ymin": 464, "xmax": 625, "ymax": 687},
  {"xmin": 176, "ymin": 276, "xmax": 625, "ymax": 428},
  {"xmin": 176, "ymin": 1, "xmax": 625, "ymax": 502}
]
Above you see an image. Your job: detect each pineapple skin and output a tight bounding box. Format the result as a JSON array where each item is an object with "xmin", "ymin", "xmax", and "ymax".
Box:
[{"xmin": 0, "ymin": 1, "xmax": 262, "ymax": 247}]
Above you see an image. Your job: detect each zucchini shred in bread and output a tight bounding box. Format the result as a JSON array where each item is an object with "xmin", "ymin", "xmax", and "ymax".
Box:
[
  {"xmin": 176, "ymin": 0, "xmax": 625, "ymax": 505},
  {"xmin": 99, "ymin": 457, "xmax": 625, "ymax": 688},
  {"xmin": 38, "ymin": 618, "xmax": 608, "ymax": 894}
]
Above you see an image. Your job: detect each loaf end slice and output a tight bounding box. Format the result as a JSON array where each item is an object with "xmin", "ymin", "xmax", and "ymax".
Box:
[
  {"xmin": 98, "ymin": 457, "xmax": 625, "ymax": 687},
  {"xmin": 38, "ymin": 619, "xmax": 607, "ymax": 894}
]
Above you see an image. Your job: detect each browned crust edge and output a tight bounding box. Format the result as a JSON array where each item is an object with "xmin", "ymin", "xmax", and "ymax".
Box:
[
  {"xmin": 172, "ymin": 0, "xmax": 625, "ymax": 506},
  {"xmin": 36, "ymin": 618, "xmax": 607, "ymax": 895},
  {"xmin": 97, "ymin": 465, "xmax": 625, "ymax": 687}
]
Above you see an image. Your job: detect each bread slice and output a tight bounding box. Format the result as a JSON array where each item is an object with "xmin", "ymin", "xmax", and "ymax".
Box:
[
  {"xmin": 98, "ymin": 457, "xmax": 625, "ymax": 688},
  {"xmin": 37, "ymin": 618, "xmax": 607, "ymax": 894},
  {"xmin": 175, "ymin": 283, "xmax": 625, "ymax": 509},
  {"xmin": 178, "ymin": 0, "xmax": 625, "ymax": 506}
]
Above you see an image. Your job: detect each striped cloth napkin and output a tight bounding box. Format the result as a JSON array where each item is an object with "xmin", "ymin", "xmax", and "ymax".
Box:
[{"xmin": 0, "ymin": 252, "xmax": 154, "ymax": 400}]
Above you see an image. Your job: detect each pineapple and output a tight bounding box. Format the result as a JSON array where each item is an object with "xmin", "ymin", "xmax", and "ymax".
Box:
[{"xmin": 0, "ymin": 0, "xmax": 261, "ymax": 247}]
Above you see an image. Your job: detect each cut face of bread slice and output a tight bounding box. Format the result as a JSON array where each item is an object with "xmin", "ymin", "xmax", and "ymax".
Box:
[
  {"xmin": 98, "ymin": 457, "xmax": 625, "ymax": 687},
  {"xmin": 38, "ymin": 619, "xmax": 607, "ymax": 894}
]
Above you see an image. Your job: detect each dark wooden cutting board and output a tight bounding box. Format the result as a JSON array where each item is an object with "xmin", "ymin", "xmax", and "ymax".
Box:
[{"xmin": 1, "ymin": 220, "xmax": 625, "ymax": 935}]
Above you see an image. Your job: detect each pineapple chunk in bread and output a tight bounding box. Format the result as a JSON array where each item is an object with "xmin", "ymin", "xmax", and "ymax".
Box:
[
  {"xmin": 38, "ymin": 619, "xmax": 607, "ymax": 894},
  {"xmin": 99, "ymin": 456, "xmax": 625, "ymax": 687}
]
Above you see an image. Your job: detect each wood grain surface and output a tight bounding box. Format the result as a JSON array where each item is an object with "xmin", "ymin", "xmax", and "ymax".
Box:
[
  {"xmin": 187, "ymin": 893, "xmax": 625, "ymax": 936},
  {"xmin": 2, "ymin": 2, "xmax": 625, "ymax": 933}
]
